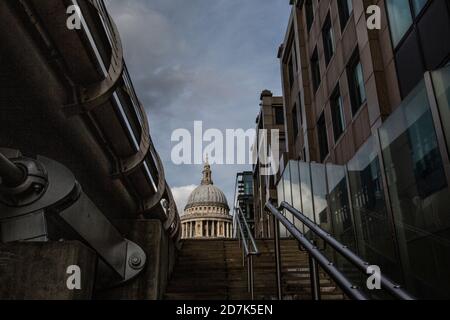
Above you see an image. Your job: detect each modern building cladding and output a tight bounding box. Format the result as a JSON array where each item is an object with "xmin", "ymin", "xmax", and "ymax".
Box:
[
  {"xmin": 267, "ymin": 0, "xmax": 450, "ymax": 298},
  {"xmin": 233, "ymin": 171, "xmax": 255, "ymax": 236}
]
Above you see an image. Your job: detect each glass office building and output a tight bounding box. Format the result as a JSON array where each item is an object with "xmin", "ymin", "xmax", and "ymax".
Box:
[{"xmin": 276, "ymin": 66, "xmax": 450, "ymax": 299}]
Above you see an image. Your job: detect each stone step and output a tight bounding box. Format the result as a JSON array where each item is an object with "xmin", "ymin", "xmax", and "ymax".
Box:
[{"xmin": 164, "ymin": 239, "xmax": 345, "ymax": 301}]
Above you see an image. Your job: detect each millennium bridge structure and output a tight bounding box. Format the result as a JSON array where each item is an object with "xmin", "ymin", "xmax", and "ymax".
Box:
[
  {"xmin": 0, "ymin": 0, "xmax": 180, "ymax": 299},
  {"xmin": 1, "ymin": 0, "xmax": 442, "ymax": 300}
]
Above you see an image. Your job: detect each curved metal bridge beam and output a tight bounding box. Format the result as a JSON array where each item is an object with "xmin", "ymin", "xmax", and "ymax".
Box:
[{"xmin": 63, "ymin": 0, "xmax": 124, "ymax": 117}]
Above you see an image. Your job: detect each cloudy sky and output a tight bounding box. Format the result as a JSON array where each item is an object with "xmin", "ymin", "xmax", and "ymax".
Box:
[{"xmin": 107, "ymin": 0, "xmax": 291, "ymax": 212}]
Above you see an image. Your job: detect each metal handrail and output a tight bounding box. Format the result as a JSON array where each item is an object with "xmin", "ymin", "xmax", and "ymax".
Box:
[
  {"xmin": 235, "ymin": 207, "xmax": 259, "ymax": 256},
  {"xmin": 266, "ymin": 200, "xmax": 416, "ymax": 300},
  {"xmin": 235, "ymin": 206, "xmax": 260, "ymax": 300}
]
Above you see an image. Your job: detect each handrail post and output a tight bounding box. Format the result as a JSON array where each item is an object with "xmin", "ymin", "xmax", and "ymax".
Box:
[
  {"xmin": 273, "ymin": 217, "xmax": 283, "ymax": 300},
  {"xmin": 249, "ymin": 255, "xmax": 254, "ymax": 300},
  {"xmin": 309, "ymin": 254, "xmax": 321, "ymax": 300},
  {"xmin": 247, "ymin": 256, "xmax": 251, "ymax": 292}
]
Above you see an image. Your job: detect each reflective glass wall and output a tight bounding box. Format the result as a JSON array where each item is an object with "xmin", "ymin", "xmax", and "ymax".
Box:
[
  {"xmin": 432, "ymin": 65, "xmax": 450, "ymax": 157},
  {"xmin": 379, "ymin": 80, "xmax": 450, "ymax": 298},
  {"xmin": 275, "ymin": 68, "xmax": 450, "ymax": 298}
]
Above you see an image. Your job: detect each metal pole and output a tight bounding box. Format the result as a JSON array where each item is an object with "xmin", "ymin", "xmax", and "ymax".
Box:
[
  {"xmin": 273, "ymin": 217, "xmax": 282, "ymax": 300},
  {"xmin": 0, "ymin": 152, "xmax": 25, "ymax": 187},
  {"xmin": 249, "ymin": 255, "xmax": 254, "ymax": 300},
  {"xmin": 309, "ymin": 254, "xmax": 321, "ymax": 300},
  {"xmin": 247, "ymin": 256, "xmax": 251, "ymax": 292}
]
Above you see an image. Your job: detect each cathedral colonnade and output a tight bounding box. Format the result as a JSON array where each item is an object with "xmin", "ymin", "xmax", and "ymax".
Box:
[{"xmin": 181, "ymin": 219, "xmax": 233, "ymax": 239}]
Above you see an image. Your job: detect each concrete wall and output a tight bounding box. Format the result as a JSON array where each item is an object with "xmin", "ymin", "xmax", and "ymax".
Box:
[
  {"xmin": 0, "ymin": 241, "xmax": 96, "ymax": 300},
  {"xmin": 0, "ymin": 220, "xmax": 177, "ymax": 300}
]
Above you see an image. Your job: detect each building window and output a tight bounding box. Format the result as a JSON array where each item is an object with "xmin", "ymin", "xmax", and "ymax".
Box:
[
  {"xmin": 274, "ymin": 107, "xmax": 285, "ymax": 125},
  {"xmin": 317, "ymin": 113, "xmax": 329, "ymax": 162},
  {"xmin": 411, "ymin": 0, "xmax": 428, "ymax": 15},
  {"xmin": 311, "ymin": 48, "xmax": 321, "ymax": 93},
  {"xmin": 330, "ymin": 85, "xmax": 345, "ymax": 141},
  {"xmin": 292, "ymin": 104, "xmax": 299, "ymax": 141},
  {"xmin": 288, "ymin": 56, "xmax": 295, "ymax": 88},
  {"xmin": 322, "ymin": 14, "xmax": 335, "ymax": 66},
  {"xmin": 386, "ymin": 0, "xmax": 429, "ymax": 48},
  {"xmin": 347, "ymin": 51, "xmax": 366, "ymax": 115},
  {"xmin": 338, "ymin": 0, "xmax": 353, "ymax": 30},
  {"xmin": 305, "ymin": 0, "xmax": 314, "ymax": 32},
  {"xmin": 386, "ymin": 0, "xmax": 413, "ymax": 47}
]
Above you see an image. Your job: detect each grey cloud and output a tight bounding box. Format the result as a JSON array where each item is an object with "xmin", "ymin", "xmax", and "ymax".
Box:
[{"xmin": 107, "ymin": 0, "xmax": 290, "ymax": 207}]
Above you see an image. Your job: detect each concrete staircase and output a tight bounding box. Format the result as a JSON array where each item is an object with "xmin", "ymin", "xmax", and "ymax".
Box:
[{"xmin": 164, "ymin": 239, "xmax": 345, "ymax": 300}]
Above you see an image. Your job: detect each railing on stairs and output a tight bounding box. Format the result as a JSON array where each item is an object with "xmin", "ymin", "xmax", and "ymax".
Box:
[
  {"xmin": 234, "ymin": 206, "xmax": 260, "ymax": 300},
  {"xmin": 265, "ymin": 200, "xmax": 416, "ymax": 300}
]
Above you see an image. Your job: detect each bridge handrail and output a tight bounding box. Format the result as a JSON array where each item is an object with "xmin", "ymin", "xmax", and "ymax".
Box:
[{"xmin": 265, "ymin": 200, "xmax": 416, "ymax": 300}]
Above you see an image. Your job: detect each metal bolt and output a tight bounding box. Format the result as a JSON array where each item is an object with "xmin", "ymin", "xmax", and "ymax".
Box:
[
  {"xmin": 129, "ymin": 255, "xmax": 142, "ymax": 269},
  {"xmin": 33, "ymin": 183, "xmax": 43, "ymax": 193}
]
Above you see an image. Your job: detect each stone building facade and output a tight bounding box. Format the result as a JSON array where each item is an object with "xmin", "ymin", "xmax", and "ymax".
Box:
[
  {"xmin": 181, "ymin": 160, "xmax": 233, "ymax": 239},
  {"xmin": 252, "ymin": 90, "xmax": 286, "ymax": 239}
]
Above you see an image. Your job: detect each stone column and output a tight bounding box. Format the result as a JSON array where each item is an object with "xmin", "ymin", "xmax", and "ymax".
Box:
[
  {"xmin": 202, "ymin": 221, "xmax": 205, "ymax": 237},
  {"xmin": 208, "ymin": 221, "xmax": 212, "ymax": 238},
  {"xmin": 204, "ymin": 220, "xmax": 207, "ymax": 237}
]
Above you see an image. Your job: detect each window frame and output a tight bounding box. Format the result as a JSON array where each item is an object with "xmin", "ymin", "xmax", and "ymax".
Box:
[
  {"xmin": 322, "ymin": 13, "xmax": 335, "ymax": 66},
  {"xmin": 347, "ymin": 50, "xmax": 366, "ymax": 116},
  {"xmin": 311, "ymin": 48, "xmax": 321, "ymax": 93},
  {"xmin": 274, "ymin": 106, "xmax": 285, "ymax": 125},
  {"xmin": 338, "ymin": 0, "xmax": 353, "ymax": 31},
  {"xmin": 385, "ymin": 0, "xmax": 430, "ymax": 49},
  {"xmin": 305, "ymin": 0, "xmax": 315, "ymax": 32},
  {"xmin": 317, "ymin": 112, "xmax": 329, "ymax": 162},
  {"xmin": 330, "ymin": 85, "xmax": 346, "ymax": 142}
]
